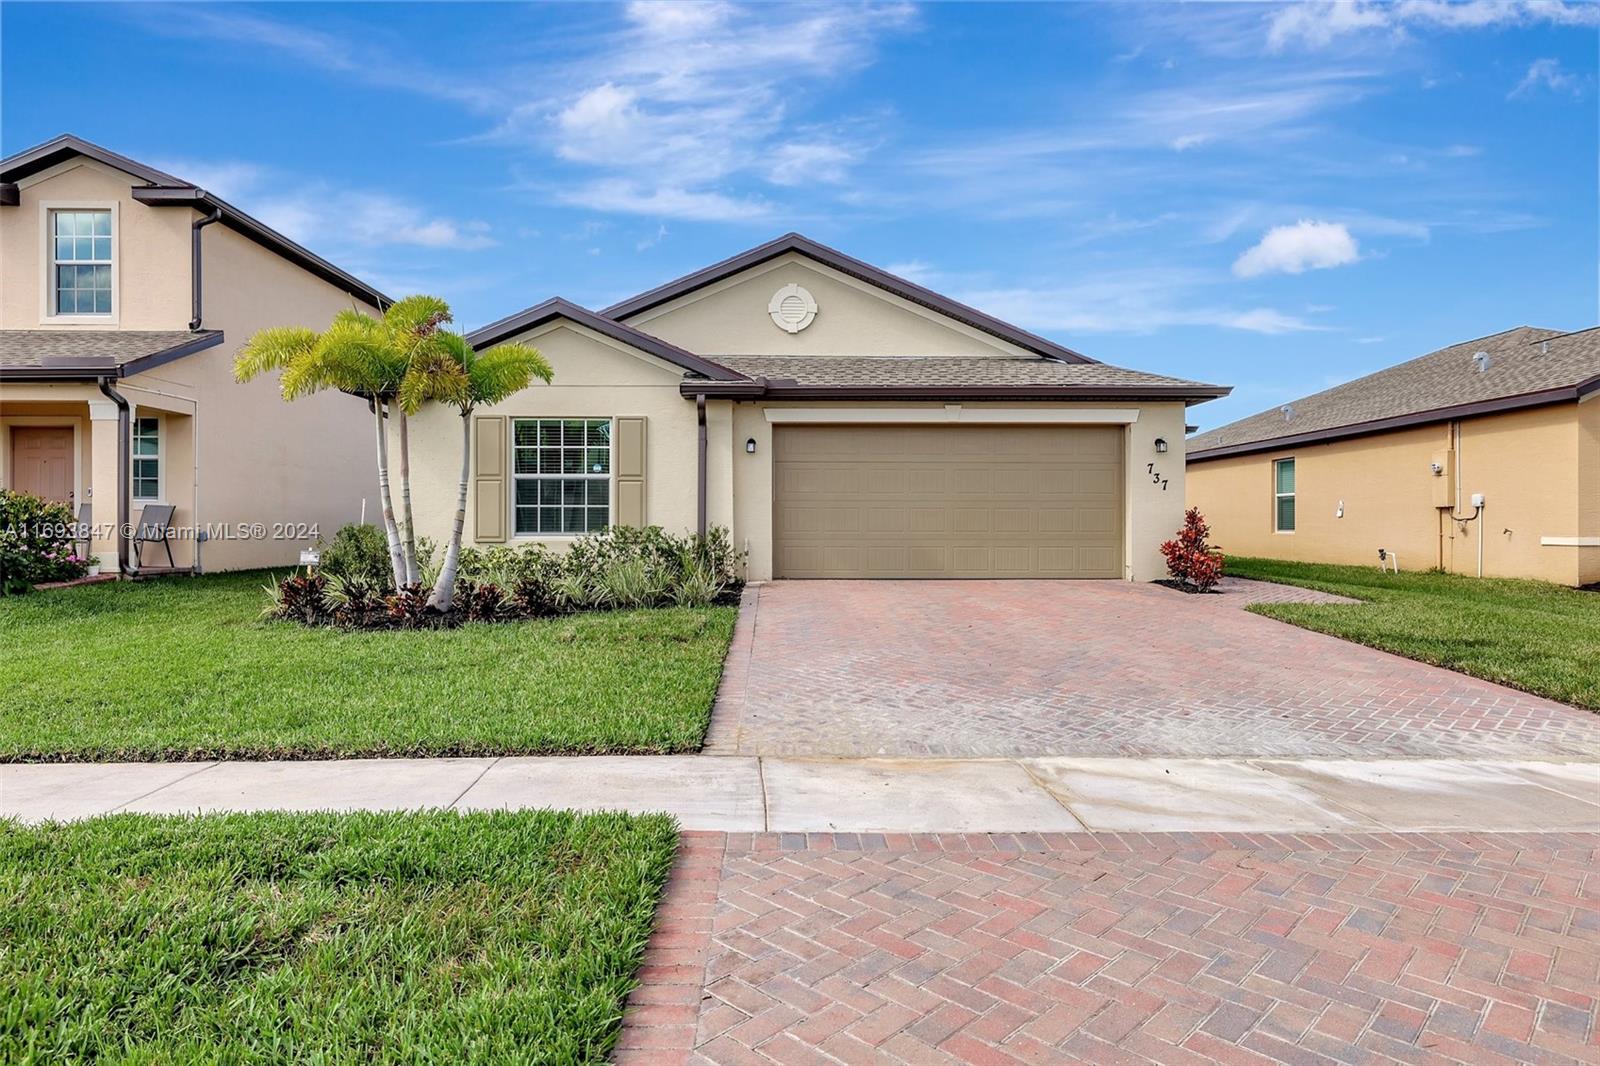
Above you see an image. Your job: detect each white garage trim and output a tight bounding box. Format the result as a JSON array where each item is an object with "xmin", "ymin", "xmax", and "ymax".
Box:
[
  {"xmin": 763, "ymin": 406, "xmax": 1142, "ymax": 425},
  {"xmin": 1540, "ymin": 536, "xmax": 1600, "ymax": 547}
]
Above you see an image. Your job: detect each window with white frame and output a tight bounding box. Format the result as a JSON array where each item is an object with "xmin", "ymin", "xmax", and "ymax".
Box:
[
  {"xmin": 512, "ymin": 418, "xmax": 611, "ymax": 535},
  {"xmin": 51, "ymin": 210, "xmax": 113, "ymax": 315},
  {"xmin": 132, "ymin": 416, "xmax": 161, "ymax": 500},
  {"xmin": 1273, "ymin": 457, "xmax": 1295, "ymax": 532}
]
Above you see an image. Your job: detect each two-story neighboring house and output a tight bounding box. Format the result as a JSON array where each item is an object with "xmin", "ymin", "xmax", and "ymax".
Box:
[{"xmin": 0, "ymin": 135, "xmax": 389, "ymax": 573}]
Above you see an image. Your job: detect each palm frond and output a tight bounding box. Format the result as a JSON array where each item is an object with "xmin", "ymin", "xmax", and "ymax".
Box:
[
  {"xmin": 397, "ymin": 339, "xmax": 472, "ymax": 413},
  {"xmin": 234, "ymin": 327, "xmax": 316, "ymax": 383},
  {"xmin": 469, "ymin": 342, "xmax": 554, "ymax": 407},
  {"xmin": 384, "ymin": 295, "xmax": 453, "ymax": 340}
]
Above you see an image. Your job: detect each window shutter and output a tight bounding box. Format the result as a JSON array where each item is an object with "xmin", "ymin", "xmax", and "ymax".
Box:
[
  {"xmin": 474, "ymin": 415, "xmax": 507, "ymax": 543},
  {"xmin": 615, "ymin": 416, "xmax": 647, "ymax": 528}
]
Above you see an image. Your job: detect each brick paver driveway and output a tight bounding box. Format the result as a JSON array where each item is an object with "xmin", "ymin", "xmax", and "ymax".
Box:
[
  {"xmin": 618, "ymin": 831, "xmax": 1600, "ymax": 1066},
  {"xmin": 706, "ymin": 581, "xmax": 1600, "ymax": 759}
]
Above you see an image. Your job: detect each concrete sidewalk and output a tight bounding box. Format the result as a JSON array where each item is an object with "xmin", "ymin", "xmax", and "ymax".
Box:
[{"xmin": 4, "ymin": 754, "xmax": 1597, "ymax": 833}]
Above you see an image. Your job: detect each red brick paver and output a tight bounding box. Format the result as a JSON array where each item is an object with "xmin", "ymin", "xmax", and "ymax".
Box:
[
  {"xmin": 718, "ymin": 581, "xmax": 1600, "ymax": 758},
  {"xmin": 617, "ymin": 832, "xmax": 1600, "ymax": 1065}
]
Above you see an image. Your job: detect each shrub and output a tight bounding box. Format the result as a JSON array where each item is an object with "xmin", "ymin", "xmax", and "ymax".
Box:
[
  {"xmin": 1160, "ymin": 508, "xmax": 1224, "ymax": 592},
  {"xmin": 267, "ymin": 571, "xmax": 330, "ymax": 624},
  {"xmin": 319, "ymin": 523, "xmax": 392, "ymax": 586},
  {"xmin": 0, "ymin": 489, "xmax": 89, "ymax": 594},
  {"xmin": 596, "ymin": 558, "xmax": 664, "ymax": 609},
  {"xmin": 670, "ymin": 560, "xmax": 725, "ymax": 608},
  {"xmin": 323, "ymin": 573, "xmax": 388, "ymax": 628}
]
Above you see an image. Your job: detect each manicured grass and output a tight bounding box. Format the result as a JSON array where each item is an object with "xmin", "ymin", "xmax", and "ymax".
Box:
[
  {"xmin": 0, "ymin": 809, "xmax": 677, "ymax": 1063},
  {"xmin": 0, "ymin": 572, "xmax": 736, "ymax": 761},
  {"xmin": 1227, "ymin": 557, "xmax": 1600, "ymax": 709}
]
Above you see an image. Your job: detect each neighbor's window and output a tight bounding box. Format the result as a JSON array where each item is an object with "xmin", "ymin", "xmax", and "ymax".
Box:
[
  {"xmin": 132, "ymin": 416, "xmax": 161, "ymax": 500},
  {"xmin": 512, "ymin": 418, "xmax": 611, "ymax": 535},
  {"xmin": 51, "ymin": 210, "xmax": 113, "ymax": 315},
  {"xmin": 1273, "ymin": 457, "xmax": 1295, "ymax": 532}
]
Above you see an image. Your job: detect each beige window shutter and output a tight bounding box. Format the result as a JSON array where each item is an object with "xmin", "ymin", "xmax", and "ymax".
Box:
[
  {"xmin": 615, "ymin": 416, "xmax": 647, "ymax": 528},
  {"xmin": 473, "ymin": 415, "xmax": 507, "ymax": 543}
]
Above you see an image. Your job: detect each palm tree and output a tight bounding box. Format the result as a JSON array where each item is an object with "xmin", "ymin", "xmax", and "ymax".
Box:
[
  {"xmin": 399, "ymin": 329, "xmax": 552, "ymax": 612},
  {"xmin": 235, "ymin": 309, "xmax": 414, "ymax": 588}
]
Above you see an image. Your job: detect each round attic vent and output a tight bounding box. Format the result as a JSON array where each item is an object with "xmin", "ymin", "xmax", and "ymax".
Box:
[{"xmin": 768, "ymin": 283, "xmax": 817, "ymax": 333}]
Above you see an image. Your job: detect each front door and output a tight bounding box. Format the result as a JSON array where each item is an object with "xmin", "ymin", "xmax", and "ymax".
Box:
[{"xmin": 10, "ymin": 426, "xmax": 75, "ymax": 504}]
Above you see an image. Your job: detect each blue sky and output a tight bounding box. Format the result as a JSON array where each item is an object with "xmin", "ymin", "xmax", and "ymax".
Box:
[{"xmin": 4, "ymin": 1, "xmax": 1596, "ymax": 428}]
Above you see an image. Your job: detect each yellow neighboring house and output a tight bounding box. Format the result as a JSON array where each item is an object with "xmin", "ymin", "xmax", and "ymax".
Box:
[
  {"xmin": 0, "ymin": 135, "xmax": 388, "ymax": 574},
  {"xmin": 1186, "ymin": 327, "xmax": 1600, "ymax": 586}
]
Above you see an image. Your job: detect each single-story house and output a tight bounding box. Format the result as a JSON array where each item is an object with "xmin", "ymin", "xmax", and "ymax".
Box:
[
  {"xmin": 1186, "ymin": 326, "xmax": 1600, "ymax": 586},
  {"xmin": 0, "ymin": 134, "xmax": 389, "ymax": 574},
  {"xmin": 409, "ymin": 234, "xmax": 1229, "ymax": 581}
]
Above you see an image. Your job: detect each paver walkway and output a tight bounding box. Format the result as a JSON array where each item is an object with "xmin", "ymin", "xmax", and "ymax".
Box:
[
  {"xmin": 616, "ymin": 831, "xmax": 1600, "ymax": 1065},
  {"xmin": 708, "ymin": 581, "xmax": 1600, "ymax": 759}
]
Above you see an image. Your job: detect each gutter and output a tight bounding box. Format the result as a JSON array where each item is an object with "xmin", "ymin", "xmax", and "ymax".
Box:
[
  {"xmin": 189, "ymin": 207, "xmax": 223, "ymax": 330},
  {"xmin": 677, "ymin": 380, "xmax": 1231, "ymax": 404},
  {"xmin": 696, "ymin": 393, "xmax": 708, "ymax": 537},
  {"xmin": 96, "ymin": 377, "xmax": 131, "ymax": 575}
]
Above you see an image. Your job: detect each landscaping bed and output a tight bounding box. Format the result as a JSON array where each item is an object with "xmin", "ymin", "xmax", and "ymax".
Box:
[
  {"xmin": 1226, "ymin": 556, "xmax": 1600, "ymax": 710},
  {"xmin": 0, "ymin": 571, "xmax": 735, "ymax": 761},
  {"xmin": 0, "ymin": 809, "xmax": 677, "ymax": 1063}
]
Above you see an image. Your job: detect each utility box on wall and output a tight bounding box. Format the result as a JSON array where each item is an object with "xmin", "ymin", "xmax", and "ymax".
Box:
[{"xmin": 1430, "ymin": 449, "xmax": 1455, "ymax": 509}]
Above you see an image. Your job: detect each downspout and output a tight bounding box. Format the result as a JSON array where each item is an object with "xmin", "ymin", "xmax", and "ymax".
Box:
[
  {"xmin": 97, "ymin": 378, "xmax": 131, "ymax": 575},
  {"xmin": 189, "ymin": 205, "xmax": 223, "ymax": 330},
  {"xmin": 696, "ymin": 393, "xmax": 708, "ymax": 537}
]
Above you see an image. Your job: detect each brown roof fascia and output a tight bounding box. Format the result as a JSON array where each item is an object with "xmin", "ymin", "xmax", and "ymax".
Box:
[
  {"xmin": 465, "ymin": 298, "xmax": 748, "ymax": 382},
  {"xmin": 0, "ymin": 331, "xmax": 224, "ymax": 381},
  {"xmin": 0, "ymin": 133, "xmax": 187, "ymax": 186},
  {"xmin": 603, "ymin": 232, "xmax": 1098, "ymax": 365},
  {"xmin": 678, "ymin": 380, "xmax": 1231, "ymax": 403},
  {"xmin": 1187, "ymin": 385, "xmax": 1585, "ymax": 463}
]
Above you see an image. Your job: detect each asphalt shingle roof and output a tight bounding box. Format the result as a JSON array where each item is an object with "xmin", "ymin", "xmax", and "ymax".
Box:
[
  {"xmin": 1188, "ymin": 326, "xmax": 1600, "ymax": 457},
  {"xmin": 0, "ymin": 330, "xmax": 221, "ymax": 370},
  {"xmin": 708, "ymin": 354, "xmax": 1222, "ymax": 391}
]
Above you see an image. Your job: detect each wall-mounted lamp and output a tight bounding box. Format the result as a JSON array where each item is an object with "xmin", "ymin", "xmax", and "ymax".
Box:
[
  {"xmin": 1153, "ymin": 438, "xmax": 1168, "ymax": 453},
  {"xmin": 745, "ymin": 438, "xmax": 757, "ymax": 454}
]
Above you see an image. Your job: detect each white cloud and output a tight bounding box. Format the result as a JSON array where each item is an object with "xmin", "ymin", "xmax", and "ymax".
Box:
[
  {"xmin": 1233, "ymin": 220, "xmax": 1360, "ymax": 277},
  {"xmin": 1511, "ymin": 58, "xmax": 1583, "ymax": 99},
  {"xmin": 1268, "ymin": 0, "xmax": 1599, "ymax": 50},
  {"xmin": 955, "ymin": 268, "xmax": 1326, "ymax": 336},
  {"xmin": 766, "ymin": 142, "xmax": 856, "ymax": 186},
  {"xmin": 554, "ymin": 179, "xmax": 769, "ymax": 222},
  {"xmin": 156, "ymin": 157, "xmax": 496, "ymax": 251}
]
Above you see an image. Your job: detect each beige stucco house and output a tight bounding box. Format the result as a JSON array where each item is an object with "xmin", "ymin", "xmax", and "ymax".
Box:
[
  {"xmin": 409, "ymin": 234, "xmax": 1229, "ymax": 581},
  {"xmin": 0, "ymin": 135, "xmax": 387, "ymax": 573},
  {"xmin": 1187, "ymin": 327, "xmax": 1600, "ymax": 586}
]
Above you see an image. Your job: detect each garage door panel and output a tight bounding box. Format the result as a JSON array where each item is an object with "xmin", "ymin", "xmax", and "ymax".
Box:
[{"xmin": 774, "ymin": 425, "xmax": 1123, "ymax": 578}]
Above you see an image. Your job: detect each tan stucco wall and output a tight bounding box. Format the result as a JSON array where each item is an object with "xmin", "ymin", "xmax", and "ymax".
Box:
[
  {"xmin": 621, "ymin": 253, "xmax": 1035, "ymax": 358},
  {"xmin": 1, "ymin": 160, "xmax": 382, "ymax": 571},
  {"xmin": 1575, "ymin": 395, "xmax": 1598, "ymax": 586},
  {"xmin": 1186, "ymin": 404, "xmax": 1586, "ymax": 584},
  {"xmin": 0, "ymin": 159, "xmax": 190, "ymax": 330},
  {"xmin": 407, "ymin": 320, "xmax": 722, "ymax": 551}
]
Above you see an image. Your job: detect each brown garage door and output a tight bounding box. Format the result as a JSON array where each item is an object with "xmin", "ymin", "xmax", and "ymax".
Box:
[{"xmin": 773, "ymin": 424, "xmax": 1124, "ymax": 578}]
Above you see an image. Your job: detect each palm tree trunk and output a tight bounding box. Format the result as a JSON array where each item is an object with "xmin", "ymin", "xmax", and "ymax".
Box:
[
  {"xmin": 396, "ymin": 408, "xmax": 420, "ymax": 584},
  {"xmin": 427, "ymin": 408, "xmax": 473, "ymax": 613},
  {"xmin": 372, "ymin": 400, "xmax": 406, "ymax": 589}
]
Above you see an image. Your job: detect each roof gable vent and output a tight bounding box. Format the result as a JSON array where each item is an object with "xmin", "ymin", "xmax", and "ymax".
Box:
[
  {"xmin": 1280, "ymin": 404, "xmax": 1295, "ymax": 422},
  {"xmin": 1539, "ymin": 340, "xmax": 1550, "ymax": 356},
  {"xmin": 1472, "ymin": 350, "xmax": 1491, "ymax": 373}
]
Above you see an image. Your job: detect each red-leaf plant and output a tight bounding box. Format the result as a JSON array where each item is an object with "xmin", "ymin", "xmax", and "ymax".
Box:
[{"xmin": 1159, "ymin": 507, "xmax": 1224, "ymax": 592}]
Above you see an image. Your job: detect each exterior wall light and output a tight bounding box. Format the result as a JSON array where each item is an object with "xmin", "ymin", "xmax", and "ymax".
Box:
[
  {"xmin": 745, "ymin": 438, "xmax": 757, "ymax": 454},
  {"xmin": 1153, "ymin": 438, "xmax": 1168, "ymax": 453}
]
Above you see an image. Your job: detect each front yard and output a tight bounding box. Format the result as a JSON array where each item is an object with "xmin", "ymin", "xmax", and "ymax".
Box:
[
  {"xmin": 0, "ymin": 809, "xmax": 676, "ymax": 1063},
  {"xmin": 0, "ymin": 572, "xmax": 735, "ymax": 761},
  {"xmin": 1227, "ymin": 557, "xmax": 1600, "ymax": 710}
]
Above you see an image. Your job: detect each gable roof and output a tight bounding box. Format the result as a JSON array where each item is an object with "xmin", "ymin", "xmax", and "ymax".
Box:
[
  {"xmin": 0, "ymin": 134, "xmax": 390, "ymax": 309},
  {"xmin": 1188, "ymin": 326, "xmax": 1600, "ymax": 462},
  {"xmin": 0, "ymin": 329, "xmax": 224, "ymax": 380},
  {"xmin": 601, "ymin": 232, "xmax": 1096, "ymax": 365},
  {"xmin": 464, "ymin": 297, "xmax": 747, "ymax": 381}
]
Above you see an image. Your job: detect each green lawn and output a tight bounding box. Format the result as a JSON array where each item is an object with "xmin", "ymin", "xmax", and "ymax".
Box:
[
  {"xmin": 0, "ymin": 809, "xmax": 676, "ymax": 1064},
  {"xmin": 1226, "ymin": 557, "xmax": 1600, "ymax": 709},
  {"xmin": 0, "ymin": 572, "xmax": 736, "ymax": 761}
]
